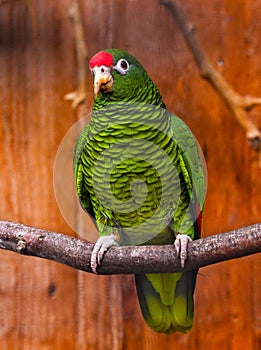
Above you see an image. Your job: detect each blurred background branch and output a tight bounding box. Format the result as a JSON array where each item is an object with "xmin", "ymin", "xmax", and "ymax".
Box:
[
  {"xmin": 161, "ymin": 0, "xmax": 261, "ymax": 153},
  {"xmin": 64, "ymin": 0, "xmax": 88, "ymax": 108}
]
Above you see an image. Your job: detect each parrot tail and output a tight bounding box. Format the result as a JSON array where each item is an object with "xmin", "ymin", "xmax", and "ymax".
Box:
[{"xmin": 135, "ymin": 270, "xmax": 198, "ymax": 334}]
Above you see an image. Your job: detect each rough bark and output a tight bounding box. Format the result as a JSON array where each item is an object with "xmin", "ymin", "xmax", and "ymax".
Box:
[{"xmin": 0, "ymin": 220, "xmax": 260, "ymax": 274}]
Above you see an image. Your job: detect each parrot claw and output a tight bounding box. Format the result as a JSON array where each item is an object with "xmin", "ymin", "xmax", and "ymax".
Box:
[
  {"xmin": 174, "ymin": 234, "xmax": 192, "ymax": 268},
  {"xmin": 91, "ymin": 235, "xmax": 119, "ymax": 273}
]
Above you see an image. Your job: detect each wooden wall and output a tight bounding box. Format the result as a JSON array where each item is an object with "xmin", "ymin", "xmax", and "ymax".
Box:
[{"xmin": 0, "ymin": 0, "xmax": 260, "ymax": 349}]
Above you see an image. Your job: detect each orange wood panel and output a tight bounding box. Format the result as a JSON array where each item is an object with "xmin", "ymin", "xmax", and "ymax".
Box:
[{"xmin": 0, "ymin": 0, "xmax": 260, "ymax": 349}]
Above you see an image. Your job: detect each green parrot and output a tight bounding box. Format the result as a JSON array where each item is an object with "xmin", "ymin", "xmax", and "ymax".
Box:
[{"xmin": 74, "ymin": 49, "xmax": 206, "ymax": 334}]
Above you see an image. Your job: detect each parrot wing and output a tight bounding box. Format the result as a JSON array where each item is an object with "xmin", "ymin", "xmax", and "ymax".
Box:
[
  {"xmin": 135, "ymin": 112, "xmax": 206, "ymax": 334},
  {"xmin": 170, "ymin": 113, "xmax": 206, "ymax": 213},
  {"xmin": 169, "ymin": 113, "xmax": 206, "ymax": 239},
  {"xmin": 74, "ymin": 124, "xmax": 95, "ymax": 219}
]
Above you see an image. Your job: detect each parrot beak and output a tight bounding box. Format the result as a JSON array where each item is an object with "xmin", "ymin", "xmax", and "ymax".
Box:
[{"xmin": 92, "ymin": 66, "xmax": 113, "ymax": 97}]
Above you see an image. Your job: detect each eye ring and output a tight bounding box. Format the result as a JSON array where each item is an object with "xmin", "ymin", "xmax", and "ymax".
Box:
[{"xmin": 114, "ymin": 59, "xmax": 130, "ymax": 75}]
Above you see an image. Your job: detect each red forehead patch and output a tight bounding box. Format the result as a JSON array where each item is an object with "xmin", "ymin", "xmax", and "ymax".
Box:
[{"xmin": 89, "ymin": 51, "xmax": 113, "ymax": 69}]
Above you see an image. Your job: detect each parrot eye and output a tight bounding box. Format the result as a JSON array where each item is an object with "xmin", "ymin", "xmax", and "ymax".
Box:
[{"xmin": 114, "ymin": 59, "xmax": 130, "ymax": 75}]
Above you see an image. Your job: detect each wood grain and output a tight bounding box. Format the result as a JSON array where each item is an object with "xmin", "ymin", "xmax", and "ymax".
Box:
[{"xmin": 0, "ymin": 0, "xmax": 260, "ymax": 349}]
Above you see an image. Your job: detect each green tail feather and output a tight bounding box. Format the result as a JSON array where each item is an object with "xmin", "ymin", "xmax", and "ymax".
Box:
[{"xmin": 135, "ymin": 270, "xmax": 198, "ymax": 334}]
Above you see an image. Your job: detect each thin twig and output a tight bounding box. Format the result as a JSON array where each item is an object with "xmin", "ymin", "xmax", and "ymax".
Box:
[
  {"xmin": 0, "ymin": 220, "xmax": 260, "ymax": 275},
  {"xmin": 64, "ymin": 0, "xmax": 88, "ymax": 109},
  {"xmin": 160, "ymin": 0, "xmax": 261, "ymax": 151}
]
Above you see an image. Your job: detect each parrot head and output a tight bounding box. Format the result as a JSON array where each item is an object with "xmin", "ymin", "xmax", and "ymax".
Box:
[{"xmin": 89, "ymin": 48, "xmax": 165, "ymax": 107}]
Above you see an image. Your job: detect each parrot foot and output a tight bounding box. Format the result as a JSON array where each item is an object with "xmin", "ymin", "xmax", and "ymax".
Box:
[
  {"xmin": 91, "ymin": 235, "xmax": 119, "ymax": 274},
  {"xmin": 174, "ymin": 234, "xmax": 192, "ymax": 268}
]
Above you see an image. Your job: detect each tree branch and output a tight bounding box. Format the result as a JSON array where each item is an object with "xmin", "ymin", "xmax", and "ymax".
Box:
[
  {"xmin": 0, "ymin": 220, "xmax": 260, "ymax": 274},
  {"xmin": 160, "ymin": 0, "xmax": 261, "ymax": 152}
]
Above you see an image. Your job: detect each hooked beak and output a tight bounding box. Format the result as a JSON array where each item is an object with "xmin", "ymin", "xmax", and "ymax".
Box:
[{"xmin": 92, "ymin": 66, "xmax": 113, "ymax": 97}]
